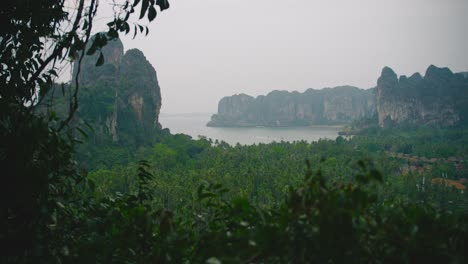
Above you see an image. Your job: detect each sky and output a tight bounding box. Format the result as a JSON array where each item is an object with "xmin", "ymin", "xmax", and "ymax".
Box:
[{"xmin": 90, "ymin": 0, "xmax": 468, "ymax": 114}]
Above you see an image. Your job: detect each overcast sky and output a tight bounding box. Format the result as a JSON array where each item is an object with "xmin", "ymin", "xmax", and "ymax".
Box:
[{"xmin": 93, "ymin": 0, "xmax": 468, "ymax": 114}]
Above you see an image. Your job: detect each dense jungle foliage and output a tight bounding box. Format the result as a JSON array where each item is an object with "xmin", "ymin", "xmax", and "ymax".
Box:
[
  {"xmin": 85, "ymin": 127, "xmax": 468, "ymax": 213},
  {"xmin": 1, "ymin": 0, "xmax": 467, "ymax": 263}
]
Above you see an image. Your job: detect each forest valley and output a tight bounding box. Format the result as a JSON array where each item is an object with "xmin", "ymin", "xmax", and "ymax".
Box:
[
  {"xmin": 5, "ymin": 106, "xmax": 468, "ymax": 263},
  {"xmin": 1, "ymin": 0, "xmax": 467, "ymax": 263}
]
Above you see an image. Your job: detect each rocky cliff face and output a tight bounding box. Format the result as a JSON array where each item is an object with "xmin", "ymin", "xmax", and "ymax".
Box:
[
  {"xmin": 208, "ymin": 65, "xmax": 468, "ymax": 128},
  {"xmin": 119, "ymin": 49, "xmax": 162, "ymax": 129},
  {"xmin": 207, "ymin": 86, "xmax": 376, "ymax": 127},
  {"xmin": 376, "ymin": 65, "xmax": 468, "ymax": 128},
  {"xmin": 72, "ymin": 35, "xmax": 162, "ymax": 146}
]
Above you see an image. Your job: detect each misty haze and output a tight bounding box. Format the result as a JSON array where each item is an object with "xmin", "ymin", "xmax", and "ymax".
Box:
[
  {"xmin": 115, "ymin": 0, "xmax": 468, "ymax": 114},
  {"xmin": 2, "ymin": 0, "xmax": 467, "ymax": 262}
]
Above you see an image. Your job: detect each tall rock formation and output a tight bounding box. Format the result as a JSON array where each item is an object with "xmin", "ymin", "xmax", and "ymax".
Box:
[
  {"xmin": 376, "ymin": 65, "xmax": 468, "ymax": 128},
  {"xmin": 208, "ymin": 65, "xmax": 468, "ymax": 128},
  {"xmin": 207, "ymin": 86, "xmax": 376, "ymax": 127},
  {"xmin": 69, "ymin": 35, "xmax": 162, "ymax": 146}
]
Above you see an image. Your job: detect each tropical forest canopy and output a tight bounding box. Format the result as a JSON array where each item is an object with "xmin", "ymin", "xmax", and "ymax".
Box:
[{"xmin": 1, "ymin": 0, "xmax": 467, "ymax": 263}]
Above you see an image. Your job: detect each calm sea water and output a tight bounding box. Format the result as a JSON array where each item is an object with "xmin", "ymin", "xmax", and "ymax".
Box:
[{"xmin": 159, "ymin": 113, "xmax": 342, "ymax": 145}]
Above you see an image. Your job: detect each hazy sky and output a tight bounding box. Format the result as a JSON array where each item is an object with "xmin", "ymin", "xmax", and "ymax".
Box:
[{"xmin": 93, "ymin": 0, "xmax": 468, "ymax": 114}]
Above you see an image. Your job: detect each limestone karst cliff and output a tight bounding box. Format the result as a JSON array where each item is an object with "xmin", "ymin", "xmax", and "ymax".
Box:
[
  {"xmin": 376, "ymin": 65, "xmax": 468, "ymax": 128},
  {"xmin": 208, "ymin": 65, "xmax": 468, "ymax": 128},
  {"xmin": 207, "ymin": 86, "xmax": 376, "ymax": 127},
  {"xmin": 65, "ymin": 35, "xmax": 162, "ymax": 146}
]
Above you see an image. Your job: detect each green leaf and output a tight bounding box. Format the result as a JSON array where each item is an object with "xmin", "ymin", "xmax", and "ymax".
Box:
[
  {"xmin": 206, "ymin": 257, "xmax": 221, "ymax": 264},
  {"xmin": 123, "ymin": 21, "xmax": 130, "ymax": 34},
  {"xmin": 157, "ymin": 0, "xmax": 170, "ymax": 11},
  {"xmin": 83, "ymin": 120, "xmax": 95, "ymax": 133},
  {"xmin": 124, "ymin": 10, "xmax": 131, "ymax": 21},
  {"xmin": 107, "ymin": 28, "xmax": 119, "ymax": 39},
  {"xmin": 96, "ymin": 52, "xmax": 104, "ymax": 66},
  {"xmin": 148, "ymin": 5, "xmax": 157, "ymax": 21},
  {"xmin": 140, "ymin": 0, "xmax": 149, "ymax": 19},
  {"xmin": 86, "ymin": 44, "xmax": 97, "ymax": 55},
  {"xmin": 56, "ymin": 201, "xmax": 66, "ymax": 209},
  {"xmin": 76, "ymin": 127, "xmax": 89, "ymax": 139}
]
